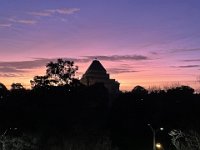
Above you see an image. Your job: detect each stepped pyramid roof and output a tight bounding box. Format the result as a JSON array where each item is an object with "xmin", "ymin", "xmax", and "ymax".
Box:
[
  {"xmin": 80, "ymin": 59, "xmax": 120, "ymax": 94},
  {"xmin": 85, "ymin": 59, "xmax": 106, "ymax": 74}
]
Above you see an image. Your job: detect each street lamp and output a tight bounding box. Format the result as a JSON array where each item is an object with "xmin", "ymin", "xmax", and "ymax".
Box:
[
  {"xmin": 148, "ymin": 124, "xmax": 164, "ymax": 150},
  {"xmin": 156, "ymin": 143, "xmax": 162, "ymax": 149},
  {"xmin": 156, "ymin": 143, "xmax": 165, "ymax": 150}
]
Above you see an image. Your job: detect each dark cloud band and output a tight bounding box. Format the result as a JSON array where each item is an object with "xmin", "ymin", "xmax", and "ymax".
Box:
[{"xmin": 0, "ymin": 54, "xmax": 148, "ymax": 75}]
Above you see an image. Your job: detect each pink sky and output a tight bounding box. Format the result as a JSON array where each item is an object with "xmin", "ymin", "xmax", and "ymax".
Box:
[
  {"xmin": 0, "ymin": 57, "xmax": 199, "ymax": 91},
  {"xmin": 0, "ymin": 0, "xmax": 200, "ymax": 91}
]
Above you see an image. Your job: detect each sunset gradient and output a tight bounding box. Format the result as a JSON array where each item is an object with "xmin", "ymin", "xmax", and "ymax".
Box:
[{"xmin": 0, "ymin": 0, "xmax": 200, "ymax": 91}]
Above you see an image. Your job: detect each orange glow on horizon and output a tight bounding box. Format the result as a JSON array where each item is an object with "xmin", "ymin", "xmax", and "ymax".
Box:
[{"xmin": 0, "ymin": 59, "xmax": 199, "ymax": 91}]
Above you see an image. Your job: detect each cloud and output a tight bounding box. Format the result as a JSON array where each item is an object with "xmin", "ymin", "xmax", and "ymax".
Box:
[
  {"xmin": 47, "ymin": 8, "xmax": 80, "ymax": 15},
  {"xmin": 149, "ymin": 51, "xmax": 159, "ymax": 55},
  {"xmin": 0, "ymin": 59, "xmax": 51, "ymax": 71},
  {"xmin": 29, "ymin": 12, "xmax": 52, "ymax": 17},
  {"xmin": 2, "ymin": 7, "xmax": 80, "ymax": 27},
  {"xmin": 0, "ymin": 55, "xmax": 147, "ymax": 74},
  {"xmin": 171, "ymin": 65, "xmax": 200, "ymax": 68},
  {"xmin": 170, "ymin": 48, "xmax": 200, "ymax": 53},
  {"xmin": 178, "ymin": 65, "xmax": 200, "ymax": 68},
  {"xmin": 0, "ymin": 57, "xmax": 89, "ymax": 74},
  {"xmin": 0, "ymin": 67, "xmax": 26, "ymax": 73},
  {"xmin": 16, "ymin": 20, "xmax": 37, "ymax": 25},
  {"xmin": 182, "ymin": 59, "xmax": 200, "ymax": 62},
  {"xmin": 84, "ymin": 55, "xmax": 148, "ymax": 61},
  {"xmin": 107, "ymin": 68, "xmax": 139, "ymax": 74},
  {"xmin": 0, "ymin": 73, "xmax": 23, "ymax": 78},
  {"xmin": 30, "ymin": 8, "xmax": 80, "ymax": 17},
  {"xmin": 9, "ymin": 18, "xmax": 37, "ymax": 25},
  {"xmin": 0, "ymin": 23, "xmax": 12, "ymax": 28}
]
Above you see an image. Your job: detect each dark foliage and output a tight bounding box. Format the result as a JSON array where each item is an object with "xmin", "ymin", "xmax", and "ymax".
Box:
[
  {"xmin": 30, "ymin": 59, "xmax": 78, "ymax": 89},
  {"xmin": 0, "ymin": 83, "xmax": 199, "ymax": 150},
  {"xmin": 0, "ymin": 59, "xmax": 200, "ymax": 150}
]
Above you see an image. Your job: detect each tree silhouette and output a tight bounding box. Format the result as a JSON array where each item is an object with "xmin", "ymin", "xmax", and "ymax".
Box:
[
  {"xmin": 30, "ymin": 75, "xmax": 51, "ymax": 89},
  {"xmin": 11, "ymin": 83, "xmax": 25, "ymax": 91},
  {"xmin": 169, "ymin": 129, "xmax": 200, "ymax": 150},
  {"xmin": 131, "ymin": 85, "xmax": 148, "ymax": 95},
  {"xmin": 131, "ymin": 85, "xmax": 148, "ymax": 99},
  {"xmin": 46, "ymin": 59, "xmax": 78, "ymax": 86},
  {"xmin": 30, "ymin": 59, "xmax": 78, "ymax": 88},
  {"xmin": 0, "ymin": 83, "xmax": 8, "ymax": 100},
  {"xmin": 167, "ymin": 85, "xmax": 194, "ymax": 96}
]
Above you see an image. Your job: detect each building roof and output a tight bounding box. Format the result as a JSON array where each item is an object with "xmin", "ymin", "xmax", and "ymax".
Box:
[{"xmin": 85, "ymin": 59, "xmax": 106, "ymax": 74}]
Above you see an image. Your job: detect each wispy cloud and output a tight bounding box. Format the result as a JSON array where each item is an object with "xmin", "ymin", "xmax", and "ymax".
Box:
[
  {"xmin": 0, "ymin": 23, "xmax": 12, "ymax": 28},
  {"xmin": 171, "ymin": 65, "xmax": 200, "ymax": 68},
  {"xmin": 2, "ymin": 7, "xmax": 80, "ymax": 27},
  {"xmin": 9, "ymin": 18, "xmax": 37, "ymax": 25},
  {"xmin": 0, "ymin": 59, "xmax": 51, "ymax": 71},
  {"xmin": 16, "ymin": 19, "xmax": 37, "ymax": 25},
  {"xmin": 182, "ymin": 59, "xmax": 200, "ymax": 62},
  {"xmin": 0, "ymin": 55, "xmax": 147, "ymax": 74},
  {"xmin": 30, "ymin": 8, "xmax": 80, "ymax": 17},
  {"xmin": 0, "ymin": 67, "xmax": 26, "ymax": 73},
  {"xmin": 47, "ymin": 8, "xmax": 80, "ymax": 15},
  {"xmin": 84, "ymin": 55, "xmax": 149, "ymax": 61},
  {"xmin": 178, "ymin": 65, "xmax": 200, "ymax": 68},
  {"xmin": 29, "ymin": 11, "xmax": 52, "ymax": 17},
  {"xmin": 0, "ymin": 73, "xmax": 23, "ymax": 78},
  {"xmin": 0, "ymin": 57, "xmax": 88, "ymax": 73},
  {"xmin": 149, "ymin": 51, "xmax": 159, "ymax": 55},
  {"xmin": 107, "ymin": 68, "xmax": 139, "ymax": 74},
  {"xmin": 170, "ymin": 48, "xmax": 200, "ymax": 53}
]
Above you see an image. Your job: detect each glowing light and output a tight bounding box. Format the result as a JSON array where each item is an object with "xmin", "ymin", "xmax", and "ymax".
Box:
[
  {"xmin": 160, "ymin": 127, "xmax": 164, "ymax": 131},
  {"xmin": 156, "ymin": 143, "xmax": 162, "ymax": 149}
]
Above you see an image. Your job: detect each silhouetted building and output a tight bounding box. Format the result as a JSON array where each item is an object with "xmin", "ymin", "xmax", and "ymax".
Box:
[{"xmin": 80, "ymin": 59, "xmax": 120, "ymax": 94}]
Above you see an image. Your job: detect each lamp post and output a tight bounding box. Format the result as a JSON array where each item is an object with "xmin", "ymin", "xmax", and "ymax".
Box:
[{"xmin": 148, "ymin": 124, "xmax": 164, "ymax": 150}]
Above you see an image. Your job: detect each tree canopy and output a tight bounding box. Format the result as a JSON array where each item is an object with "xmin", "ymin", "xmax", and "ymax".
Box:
[{"xmin": 30, "ymin": 59, "xmax": 78, "ymax": 89}]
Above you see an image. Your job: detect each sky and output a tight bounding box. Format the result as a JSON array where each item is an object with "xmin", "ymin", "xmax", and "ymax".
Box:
[{"xmin": 0, "ymin": 0, "xmax": 200, "ymax": 91}]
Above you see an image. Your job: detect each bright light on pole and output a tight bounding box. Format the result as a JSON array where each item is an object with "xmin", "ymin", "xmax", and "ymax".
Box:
[
  {"xmin": 156, "ymin": 143, "xmax": 162, "ymax": 149},
  {"xmin": 160, "ymin": 127, "xmax": 164, "ymax": 131},
  {"xmin": 148, "ymin": 124, "xmax": 164, "ymax": 150}
]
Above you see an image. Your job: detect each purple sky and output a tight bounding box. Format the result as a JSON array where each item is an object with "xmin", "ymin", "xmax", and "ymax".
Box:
[{"xmin": 0, "ymin": 0, "xmax": 200, "ymax": 90}]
